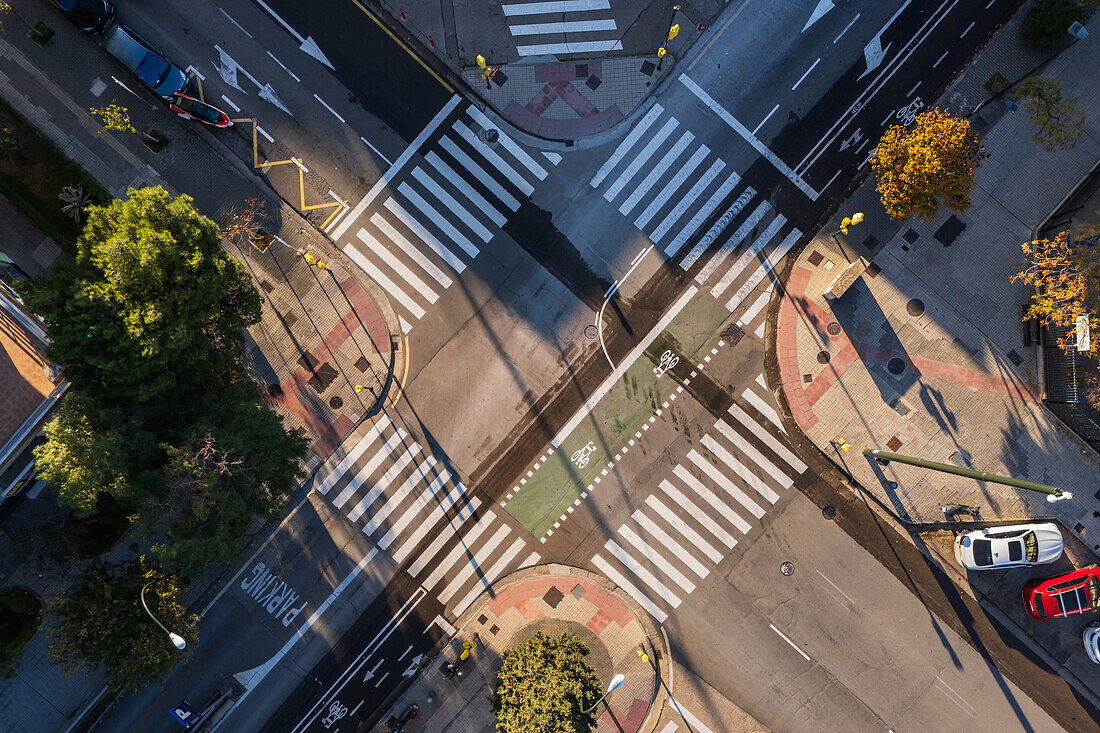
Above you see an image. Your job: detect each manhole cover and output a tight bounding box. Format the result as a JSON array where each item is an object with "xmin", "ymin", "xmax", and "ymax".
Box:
[
  {"xmin": 887, "ymin": 357, "xmax": 906, "ymax": 375},
  {"xmin": 479, "ymin": 128, "xmax": 500, "ymax": 144},
  {"xmin": 584, "ymin": 324, "xmax": 598, "ymax": 340},
  {"xmin": 780, "ymin": 561, "xmax": 796, "ymax": 576},
  {"xmin": 822, "ymin": 505, "xmax": 836, "ymax": 520},
  {"xmin": 906, "ymin": 298, "xmax": 925, "ymax": 316},
  {"xmin": 826, "ymin": 322, "xmax": 841, "ymax": 336},
  {"xmin": 817, "ymin": 350, "xmax": 831, "ymax": 365},
  {"xmin": 329, "ymin": 396, "xmax": 343, "ymax": 409}
]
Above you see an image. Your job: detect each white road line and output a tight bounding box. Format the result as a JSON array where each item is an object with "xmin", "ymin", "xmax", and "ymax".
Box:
[
  {"xmin": 466, "ymin": 107, "xmax": 547, "ymax": 180},
  {"xmin": 620, "ymin": 131, "xmax": 694, "ymax": 216},
  {"xmin": 833, "ymin": 12, "xmax": 860, "ymax": 43},
  {"xmin": 686, "ymin": 450, "xmax": 765, "ymax": 518},
  {"xmin": 906, "ymin": 81, "xmax": 921, "ymax": 98},
  {"xmin": 347, "ymin": 443, "xmax": 422, "ymax": 522},
  {"xmin": 770, "ymin": 624, "xmax": 811, "ymax": 661},
  {"xmin": 655, "ymin": 159, "xmax": 725, "ymax": 250},
  {"xmin": 502, "ymin": 0, "xmax": 609, "ymax": 15},
  {"xmin": 741, "ymin": 387, "xmax": 785, "ymax": 434},
  {"xmin": 384, "ymin": 198, "xmax": 467, "ymax": 274},
  {"xmin": 439, "ymin": 524, "xmax": 512, "ymax": 603},
  {"xmin": 792, "ymin": 57, "xmax": 821, "ymax": 90},
  {"xmin": 680, "ymin": 74, "xmax": 817, "ymax": 200},
  {"xmin": 636, "ymin": 145, "xmax": 708, "ymax": 229},
  {"xmin": 452, "ymin": 536, "xmax": 527, "ymax": 617},
  {"xmin": 370, "ymin": 213, "xmax": 453, "ymax": 288},
  {"xmin": 932, "ymin": 50, "xmax": 949, "ymax": 68},
  {"xmin": 935, "ymin": 675, "xmax": 977, "ymax": 716},
  {"xmin": 709, "ymin": 214, "xmax": 786, "ymax": 298},
  {"xmin": 591, "ymin": 104, "xmax": 664, "ymax": 188},
  {"xmin": 960, "ymin": 20, "xmax": 975, "ymax": 38},
  {"xmin": 816, "ymin": 569, "xmax": 856, "ymax": 607},
  {"xmin": 363, "ymin": 456, "xmax": 437, "ymax": 535},
  {"xmin": 452, "ymin": 121, "xmax": 534, "ymax": 197},
  {"xmin": 343, "ymin": 244, "xmax": 426, "ymax": 320},
  {"xmin": 752, "ymin": 104, "xmax": 780, "ymax": 135},
  {"xmin": 665, "ymin": 171, "xmax": 741, "ymax": 259},
  {"xmin": 220, "ymin": 94, "xmax": 241, "ymax": 112},
  {"xmin": 604, "ymin": 539, "xmax": 682, "ymax": 607},
  {"xmin": 509, "ymin": 19, "xmax": 617, "ymax": 35},
  {"xmin": 756, "ymin": 373, "xmax": 766, "ymax": 389},
  {"xmin": 421, "ymin": 511, "xmax": 497, "ymax": 588},
  {"xmin": 256, "ymin": 125, "xmax": 274, "ymax": 143},
  {"xmin": 552, "ymin": 286, "xmax": 697, "ymax": 447},
  {"xmin": 426, "ymin": 151, "xmax": 507, "ymax": 226},
  {"xmin": 360, "ymin": 136, "xmax": 393, "ymax": 167},
  {"xmin": 704, "ymin": 430, "xmax": 784, "ymax": 502},
  {"xmin": 412, "ymin": 167, "xmax": 493, "ymax": 242},
  {"xmin": 727, "ymin": 403, "xmax": 806, "ymax": 473},
  {"xmin": 736, "ymin": 284, "xmax": 772, "ymax": 327},
  {"xmin": 219, "ymin": 7, "xmax": 254, "ymax": 38},
  {"xmin": 518, "ymin": 40, "xmax": 623, "ymax": 56},
  {"xmin": 399, "ymin": 182, "xmax": 480, "ymax": 259},
  {"xmin": 357, "ymin": 229, "xmax": 439, "ymax": 303},
  {"xmin": 669, "ymin": 699, "xmax": 715, "ymax": 733},
  {"xmin": 390, "ymin": 493, "xmax": 481, "ymax": 562},
  {"xmin": 606, "ymin": 117, "xmax": 678, "ymax": 201},
  {"xmin": 632, "ymin": 510, "xmax": 709, "ymax": 578},
  {"xmin": 646, "ymin": 493, "xmax": 727, "ymax": 560},
  {"xmin": 268, "ymin": 52, "xmax": 300, "ymax": 81},
  {"xmin": 316, "ymin": 417, "xmax": 391, "ymax": 494},
  {"xmin": 754, "ymin": 321, "xmax": 765, "ymax": 339},
  {"xmin": 542, "ymin": 151, "xmax": 562, "ymax": 164},
  {"xmin": 592, "ymin": 554, "xmax": 667, "ymax": 623},
  {"xmin": 332, "ymin": 429, "xmax": 408, "ymax": 509},
  {"xmin": 440, "ymin": 136, "xmax": 521, "ymax": 211},
  {"xmin": 685, "ymin": 199, "xmax": 769, "ymax": 276},
  {"xmin": 725, "ymin": 229, "xmax": 801, "ymax": 312},
  {"xmin": 658, "ymin": 722, "xmax": 679, "ymax": 733},
  {"xmin": 399, "ymin": 316, "xmax": 412, "ymax": 334},
  {"xmin": 671, "ymin": 465, "xmax": 752, "ymax": 533},
  {"xmin": 619, "ymin": 524, "xmax": 698, "ymax": 593}
]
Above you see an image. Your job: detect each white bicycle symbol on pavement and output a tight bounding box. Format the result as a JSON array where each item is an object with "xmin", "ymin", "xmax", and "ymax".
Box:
[
  {"xmin": 571, "ymin": 441, "xmax": 597, "ymax": 469},
  {"xmin": 322, "ymin": 700, "xmax": 348, "ymax": 729},
  {"xmin": 895, "ymin": 97, "xmax": 924, "ymax": 126},
  {"xmin": 652, "ymin": 350, "xmax": 679, "ymax": 379}
]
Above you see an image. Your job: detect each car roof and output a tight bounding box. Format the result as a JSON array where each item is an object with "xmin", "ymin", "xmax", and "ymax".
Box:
[{"xmin": 103, "ymin": 24, "xmax": 149, "ymax": 69}]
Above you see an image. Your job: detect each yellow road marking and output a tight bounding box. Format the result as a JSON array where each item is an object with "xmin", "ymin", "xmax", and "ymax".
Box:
[{"xmin": 349, "ymin": 0, "xmax": 454, "ymax": 93}]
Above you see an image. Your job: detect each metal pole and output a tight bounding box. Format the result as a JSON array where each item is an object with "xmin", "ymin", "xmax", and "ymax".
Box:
[
  {"xmin": 863, "ymin": 448, "xmax": 1067, "ymax": 498},
  {"xmin": 140, "ymin": 574, "xmax": 187, "ymax": 650}
]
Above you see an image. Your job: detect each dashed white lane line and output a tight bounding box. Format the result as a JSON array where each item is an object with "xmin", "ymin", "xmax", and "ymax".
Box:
[
  {"xmin": 313, "ymin": 93, "xmax": 345, "ymax": 123},
  {"xmin": 792, "ymin": 57, "xmax": 821, "ymax": 91},
  {"xmin": 220, "ymin": 94, "xmax": 240, "ymax": 112},
  {"xmin": 770, "ymin": 623, "xmax": 811, "ymax": 661}
]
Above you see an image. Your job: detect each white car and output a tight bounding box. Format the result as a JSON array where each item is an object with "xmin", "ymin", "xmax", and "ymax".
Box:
[
  {"xmin": 953, "ymin": 523, "xmax": 1063, "ymax": 570},
  {"xmin": 1084, "ymin": 622, "xmax": 1100, "ymax": 663}
]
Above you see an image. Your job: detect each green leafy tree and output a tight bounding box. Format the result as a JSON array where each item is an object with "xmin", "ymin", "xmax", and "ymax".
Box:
[
  {"xmin": 1022, "ymin": 0, "xmax": 1083, "ymax": 49},
  {"xmin": 1015, "ymin": 76, "xmax": 1086, "ymax": 151},
  {"xmin": 870, "ymin": 108, "xmax": 983, "ymax": 221},
  {"xmin": 489, "ymin": 632, "xmax": 604, "ymax": 733},
  {"xmin": 49, "ymin": 558, "xmax": 198, "ymax": 691}
]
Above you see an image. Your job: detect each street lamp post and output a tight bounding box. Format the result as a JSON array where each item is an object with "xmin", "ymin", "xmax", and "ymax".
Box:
[
  {"xmin": 140, "ymin": 575, "xmax": 187, "ymax": 651},
  {"xmin": 581, "ymin": 673, "xmax": 626, "ymax": 714}
]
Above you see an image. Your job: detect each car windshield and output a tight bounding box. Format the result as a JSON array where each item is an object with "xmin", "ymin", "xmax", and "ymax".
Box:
[
  {"xmin": 136, "ymin": 53, "xmax": 170, "ymax": 88},
  {"xmin": 1024, "ymin": 532, "xmax": 1038, "ymax": 563},
  {"xmin": 1008, "ymin": 540, "xmax": 1023, "ymax": 563},
  {"xmin": 971, "ymin": 539, "xmax": 993, "ymax": 566}
]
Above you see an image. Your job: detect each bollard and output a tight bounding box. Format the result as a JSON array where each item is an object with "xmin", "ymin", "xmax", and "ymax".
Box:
[{"xmin": 399, "ymin": 8, "xmax": 406, "ymax": 19}]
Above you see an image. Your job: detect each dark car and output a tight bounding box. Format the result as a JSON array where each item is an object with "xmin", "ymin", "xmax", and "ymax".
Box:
[
  {"xmin": 50, "ymin": 0, "xmax": 115, "ymax": 34},
  {"xmin": 101, "ymin": 23, "xmax": 187, "ymax": 99}
]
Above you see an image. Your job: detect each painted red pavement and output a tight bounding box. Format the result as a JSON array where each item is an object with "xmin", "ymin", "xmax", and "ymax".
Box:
[{"xmin": 488, "ymin": 577, "xmax": 634, "ymax": 630}]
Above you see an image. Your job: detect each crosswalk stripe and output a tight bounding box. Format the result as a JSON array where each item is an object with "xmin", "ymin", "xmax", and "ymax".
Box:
[
  {"xmin": 710, "ymin": 214, "xmax": 786, "ymax": 298},
  {"xmin": 343, "ymin": 244, "xmax": 426, "ymax": 320},
  {"xmin": 347, "ymin": 443, "xmax": 422, "ymax": 522},
  {"xmin": 605, "ymin": 117, "xmax": 678, "ymax": 202},
  {"xmin": 670, "ymin": 467, "xmax": 752, "ymax": 535},
  {"xmin": 619, "ymin": 525, "xmax": 696, "ymax": 593},
  {"xmin": 670, "ymin": 699, "xmax": 715, "ymax": 733},
  {"xmin": 452, "ymin": 121, "xmax": 534, "ymax": 197},
  {"xmin": 592, "ymin": 553, "xmax": 667, "ymax": 623},
  {"xmin": 590, "ymin": 104, "xmax": 664, "ymax": 188},
  {"xmin": 542, "ymin": 151, "xmax": 562, "ymax": 165},
  {"xmin": 620, "ymin": 131, "xmax": 694, "ymax": 217},
  {"xmin": 665, "ymin": 171, "xmax": 741, "ymax": 259},
  {"xmin": 332, "ymin": 429, "xmax": 408, "ymax": 509},
  {"xmin": 509, "ymin": 19, "xmax": 617, "ymax": 35},
  {"xmin": 604, "ymin": 539, "xmax": 682, "ymax": 608},
  {"xmin": 725, "ymin": 229, "xmax": 802, "ymax": 312},
  {"xmin": 737, "ymin": 284, "xmax": 772, "ymax": 326},
  {"xmin": 678, "ymin": 187, "xmax": 755, "ymax": 274},
  {"xmin": 380, "ymin": 471, "xmax": 450, "ymax": 551},
  {"xmin": 687, "ymin": 200, "xmax": 770, "ymax": 277},
  {"xmin": 357, "ymin": 229, "xmax": 439, "ymax": 304},
  {"xmin": 467, "ymin": 107, "xmax": 547, "ymax": 180},
  {"xmin": 452, "ymin": 536, "xmax": 527, "ymax": 617},
  {"xmin": 502, "ymin": 0, "xmax": 610, "ymax": 16},
  {"xmin": 362, "ymin": 456, "xmax": 437, "ymax": 535},
  {"xmin": 646, "ymin": 494, "xmax": 727, "ymax": 561},
  {"xmin": 438, "ymin": 524, "xmax": 512, "ymax": 603},
  {"xmin": 398, "ymin": 181, "xmax": 480, "ymax": 259},
  {"xmin": 656, "ymin": 159, "xmax": 725, "ymax": 251},
  {"xmin": 421, "ymin": 510, "xmax": 497, "ymax": 588},
  {"xmin": 635, "ymin": 145, "xmax": 708, "ymax": 230},
  {"xmin": 517, "ymin": 39, "xmax": 623, "ymax": 56},
  {"xmin": 742, "ymin": 386, "xmax": 785, "ymax": 434},
  {"xmin": 316, "ymin": 416, "xmax": 391, "ymax": 495},
  {"xmin": 370, "ymin": 213, "xmax": 453, "ymax": 288},
  {"xmin": 383, "ymin": 198, "xmax": 467, "ymax": 274},
  {"xmin": 440, "ymin": 136, "xmax": 521, "ymax": 211},
  {"xmin": 701, "ymin": 433, "xmax": 782, "ymax": 504},
  {"xmin": 686, "ymin": 449, "xmax": 766, "ymax": 518},
  {"xmin": 756, "ymin": 373, "xmax": 767, "ymax": 390},
  {"xmin": 727, "ymin": 403, "xmax": 806, "ymax": 473},
  {"xmin": 658, "ymin": 723, "xmax": 679, "ymax": 733},
  {"xmin": 632, "ymin": 510, "xmax": 710, "ymax": 578},
  {"xmin": 426, "ymin": 151, "xmax": 507, "ymax": 227},
  {"xmin": 412, "ymin": 167, "xmax": 493, "ymax": 242},
  {"xmin": 390, "ymin": 494, "xmax": 481, "ymax": 564}
]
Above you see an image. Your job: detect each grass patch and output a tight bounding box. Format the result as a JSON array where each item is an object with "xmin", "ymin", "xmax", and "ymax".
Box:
[
  {"xmin": 0, "ymin": 95, "xmax": 112, "ymax": 257},
  {"xmin": 0, "ymin": 588, "xmax": 43, "ymax": 677}
]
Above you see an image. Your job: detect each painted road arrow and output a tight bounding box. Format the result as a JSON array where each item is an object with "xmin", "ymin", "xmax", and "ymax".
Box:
[
  {"xmin": 362, "ymin": 658, "xmax": 384, "ymax": 682},
  {"xmin": 254, "ymin": 0, "xmax": 336, "ymax": 70},
  {"xmin": 802, "ymin": 0, "xmax": 834, "ymax": 32},
  {"xmin": 839, "ymin": 128, "xmax": 862, "ymax": 152},
  {"xmin": 402, "ymin": 654, "xmax": 424, "ymax": 677},
  {"xmin": 860, "ymin": 36, "xmax": 891, "ymax": 79}
]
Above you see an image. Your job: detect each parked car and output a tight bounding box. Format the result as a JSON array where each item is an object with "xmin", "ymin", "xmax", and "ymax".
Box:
[
  {"xmin": 101, "ymin": 23, "xmax": 187, "ymax": 99},
  {"xmin": 50, "ymin": 0, "xmax": 115, "ymax": 34},
  {"xmin": 1084, "ymin": 621, "xmax": 1100, "ymax": 663},
  {"xmin": 954, "ymin": 523, "xmax": 1063, "ymax": 570},
  {"xmin": 169, "ymin": 93, "xmax": 233, "ymax": 128},
  {"xmin": 1023, "ymin": 567, "xmax": 1100, "ymax": 620}
]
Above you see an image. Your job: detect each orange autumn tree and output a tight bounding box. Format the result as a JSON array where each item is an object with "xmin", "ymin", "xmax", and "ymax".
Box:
[
  {"xmin": 1013, "ymin": 232, "xmax": 1098, "ymax": 355},
  {"xmin": 871, "ymin": 108, "xmax": 983, "ymax": 221}
]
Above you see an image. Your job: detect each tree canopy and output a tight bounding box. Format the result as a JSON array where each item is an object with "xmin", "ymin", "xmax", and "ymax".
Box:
[
  {"xmin": 1015, "ymin": 76, "xmax": 1085, "ymax": 152},
  {"xmin": 870, "ymin": 108, "xmax": 983, "ymax": 221},
  {"xmin": 489, "ymin": 632, "xmax": 604, "ymax": 733},
  {"xmin": 1014, "ymin": 231, "xmax": 1099, "ymax": 355}
]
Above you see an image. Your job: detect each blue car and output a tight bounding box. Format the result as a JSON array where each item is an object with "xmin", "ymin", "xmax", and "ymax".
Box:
[
  {"xmin": 101, "ymin": 23, "xmax": 187, "ymax": 99},
  {"xmin": 50, "ymin": 0, "xmax": 115, "ymax": 34}
]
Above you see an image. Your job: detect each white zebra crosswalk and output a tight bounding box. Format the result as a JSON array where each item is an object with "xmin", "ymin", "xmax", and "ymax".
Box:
[
  {"xmin": 502, "ymin": 0, "xmax": 623, "ymax": 57},
  {"xmin": 315, "ymin": 414, "xmax": 537, "ymax": 618},
  {"xmin": 339, "ymin": 104, "xmax": 558, "ymax": 334},
  {"xmin": 590, "ymin": 386, "xmax": 806, "ymax": 623}
]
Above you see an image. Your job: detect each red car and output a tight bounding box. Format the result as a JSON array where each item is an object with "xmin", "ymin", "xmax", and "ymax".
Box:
[{"xmin": 1023, "ymin": 567, "xmax": 1100, "ymax": 620}]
